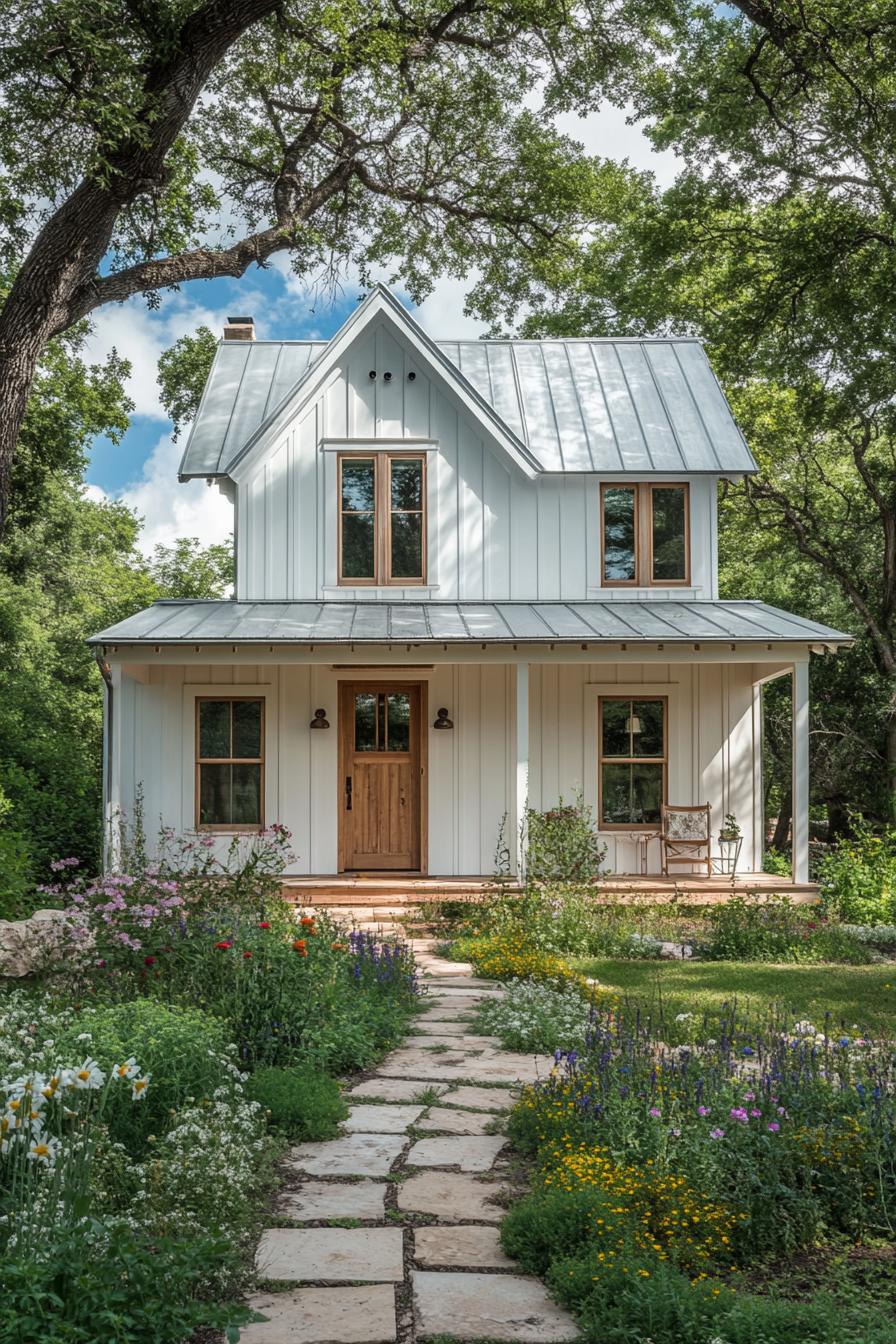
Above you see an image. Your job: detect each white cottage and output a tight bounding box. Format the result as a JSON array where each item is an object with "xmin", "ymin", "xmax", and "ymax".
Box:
[{"xmin": 90, "ymin": 286, "xmax": 851, "ymax": 889}]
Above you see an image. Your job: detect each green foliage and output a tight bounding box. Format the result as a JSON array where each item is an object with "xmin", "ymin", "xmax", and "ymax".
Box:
[
  {"xmin": 818, "ymin": 824, "xmax": 896, "ymax": 924},
  {"xmin": 57, "ymin": 999, "xmax": 238, "ymax": 1152},
  {"xmin": 497, "ymin": 793, "xmax": 607, "ymax": 882},
  {"xmin": 701, "ymin": 897, "xmax": 871, "ymax": 965},
  {"xmin": 156, "ymin": 325, "xmax": 218, "ymax": 440},
  {"xmin": 0, "ymin": 1222, "xmax": 250, "ymax": 1344},
  {"xmin": 764, "ymin": 848, "xmax": 793, "ymax": 878},
  {"xmin": 247, "ymin": 1066, "xmax": 346, "ymax": 1140},
  {"xmin": 147, "ymin": 534, "xmax": 234, "ymax": 598},
  {"xmin": 0, "ymin": 782, "xmax": 33, "ymax": 919},
  {"xmin": 0, "ymin": 335, "xmax": 234, "ymax": 891}
]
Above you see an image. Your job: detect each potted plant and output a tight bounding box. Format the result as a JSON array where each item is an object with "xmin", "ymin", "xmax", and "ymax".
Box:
[{"xmin": 718, "ymin": 814, "xmax": 742, "ymax": 873}]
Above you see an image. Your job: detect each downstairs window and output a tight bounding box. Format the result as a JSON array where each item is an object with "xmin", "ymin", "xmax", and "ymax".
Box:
[
  {"xmin": 599, "ymin": 697, "xmax": 666, "ymax": 828},
  {"xmin": 196, "ymin": 697, "xmax": 264, "ymax": 829}
]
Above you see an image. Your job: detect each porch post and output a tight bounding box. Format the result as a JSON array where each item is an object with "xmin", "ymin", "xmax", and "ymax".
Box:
[
  {"xmin": 792, "ymin": 660, "xmax": 810, "ymax": 883},
  {"xmin": 515, "ymin": 663, "xmax": 529, "ymax": 880}
]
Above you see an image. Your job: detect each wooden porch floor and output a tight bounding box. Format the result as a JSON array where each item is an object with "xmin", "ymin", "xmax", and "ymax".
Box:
[{"xmin": 282, "ymin": 872, "xmax": 818, "ymax": 906}]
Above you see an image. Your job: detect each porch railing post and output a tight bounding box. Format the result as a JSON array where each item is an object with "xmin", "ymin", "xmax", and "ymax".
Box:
[
  {"xmin": 792, "ymin": 660, "xmax": 810, "ymax": 883},
  {"xmin": 515, "ymin": 662, "xmax": 529, "ymax": 880}
]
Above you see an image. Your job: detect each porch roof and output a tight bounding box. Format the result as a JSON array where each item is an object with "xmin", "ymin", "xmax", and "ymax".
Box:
[{"xmin": 90, "ymin": 599, "xmax": 852, "ymax": 648}]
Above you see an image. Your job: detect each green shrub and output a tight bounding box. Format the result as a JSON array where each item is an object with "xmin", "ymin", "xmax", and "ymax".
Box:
[
  {"xmin": 57, "ymin": 998, "xmax": 239, "ymax": 1150},
  {"xmin": 818, "ymin": 822, "xmax": 896, "ymax": 924},
  {"xmin": 0, "ymin": 783, "xmax": 34, "ymax": 920},
  {"xmin": 247, "ymin": 1067, "xmax": 346, "ymax": 1140},
  {"xmin": 701, "ymin": 896, "xmax": 871, "ymax": 964},
  {"xmin": 0, "ymin": 1221, "xmax": 250, "ymax": 1344},
  {"xmin": 496, "ymin": 791, "xmax": 606, "ymax": 882},
  {"xmin": 764, "ymin": 847, "xmax": 793, "ymax": 877}
]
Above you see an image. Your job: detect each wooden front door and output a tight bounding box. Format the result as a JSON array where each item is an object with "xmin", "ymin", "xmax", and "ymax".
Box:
[{"xmin": 339, "ymin": 682, "xmax": 426, "ymax": 872}]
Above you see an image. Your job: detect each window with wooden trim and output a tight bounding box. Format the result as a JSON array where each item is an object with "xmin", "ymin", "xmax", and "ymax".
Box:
[
  {"xmin": 601, "ymin": 483, "xmax": 689, "ymax": 585},
  {"xmin": 338, "ymin": 453, "xmax": 426, "ymax": 584},
  {"xmin": 196, "ymin": 697, "xmax": 264, "ymax": 830},
  {"xmin": 598, "ymin": 697, "xmax": 666, "ymax": 828}
]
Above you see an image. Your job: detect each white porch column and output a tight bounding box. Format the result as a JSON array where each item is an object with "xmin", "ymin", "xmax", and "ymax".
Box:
[
  {"xmin": 514, "ymin": 663, "xmax": 530, "ymax": 879},
  {"xmin": 792, "ymin": 660, "xmax": 810, "ymax": 882}
]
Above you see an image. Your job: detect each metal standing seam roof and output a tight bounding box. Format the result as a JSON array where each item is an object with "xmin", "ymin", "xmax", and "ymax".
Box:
[
  {"xmin": 90, "ymin": 600, "xmax": 852, "ymax": 647},
  {"xmin": 178, "ymin": 330, "xmax": 757, "ymax": 479}
]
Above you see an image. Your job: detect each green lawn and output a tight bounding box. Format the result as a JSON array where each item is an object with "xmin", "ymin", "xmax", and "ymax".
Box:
[{"xmin": 573, "ymin": 957, "xmax": 896, "ymax": 1035}]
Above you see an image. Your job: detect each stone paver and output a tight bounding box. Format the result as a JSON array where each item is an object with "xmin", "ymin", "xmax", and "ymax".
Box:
[
  {"xmin": 277, "ymin": 1181, "xmax": 386, "ymax": 1221},
  {"xmin": 242, "ymin": 1286, "xmax": 397, "ymax": 1343},
  {"xmin": 443, "ymin": 1085, "xmax": 517, "ymax": 1112},
  {"xmin": 407, "ymin": 1134, "xmax": 508, "ymax": 1172},
  {"xmin": 415, "ymin": 1033, "xmax": 503, "ymax": 1048},
  {"xmin": 256, "ymin": 1227, "xmax": 404, "ymax": 1282},
  {"xmin": 377, "ymin": 1049, "xmax": 545, "ymax": 1084},
  {"xmin": 414, "ymin": 1225, "xmax": 515, "ymax": 1269},
  {"xmin": 344, "ymin": 1078, "xmax": 449, "ymax": 1103},
  {"xmin": 344, "ymin": 1103, "xmax": 425, "ymax": 1133},
  {"xmin": 411, "ymin": 1020, "xmax": 475, "ymax": 1037},
  {"xmin": 287, "ymin": 1133, "xmax": 406, "ymax": 1178},
  {"xmin": 397, "ymin": 1171, "xmax": 508, "ymax": 1222},
  {"xmin": 415, "ymin": 1005, "xmax": 476, "ymax": 1021},
  {"xmin": 412, "ymin": 1271, "xmax": 580, "ymax": 1341},
  {"xmin": 415, "ymin": 1106, "xmax": 496, "ymax": 1135}
]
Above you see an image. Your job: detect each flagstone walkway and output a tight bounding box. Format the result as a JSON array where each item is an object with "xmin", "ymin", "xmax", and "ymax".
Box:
[{"xmin": 242, "ymin": 941, "xmax": 579, "ymax": 1343}]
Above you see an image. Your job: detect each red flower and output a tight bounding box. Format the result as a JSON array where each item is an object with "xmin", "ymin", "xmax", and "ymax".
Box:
[
  {"xmin": 243, "ymin": 950, "xmax": 253, "ymax": 959},
  {"xmin": 144, "ymin": 955, "xmax": 156, "ymax": 967},
  {"xmin": 258, "ymin": 921, "xmax": 271, "ymax": 930},
  {"xmin": 293, "ymin": 939, "xmax": 308, "ymax": 957},
  {"xmin": 300, "ymin": 915, "xmax": 316, "ymax": 933},
  {"xmin": 215, "ymin": 940, "xmax": 232, "ymax": 950}
]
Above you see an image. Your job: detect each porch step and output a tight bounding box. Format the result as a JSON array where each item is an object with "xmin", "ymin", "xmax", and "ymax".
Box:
[{"xmin": 283, "ymin": 874, "xmax": 818, "ymax": 907}]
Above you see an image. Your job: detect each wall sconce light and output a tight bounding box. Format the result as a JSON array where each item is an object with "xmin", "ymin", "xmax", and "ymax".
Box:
[
  {"xmin": 309, "ymin": 708, "xmax": 330, "ymax": 729},
  {"xmin": 433, "ymin": 708, "xmax": 454, "ymax": 730}
]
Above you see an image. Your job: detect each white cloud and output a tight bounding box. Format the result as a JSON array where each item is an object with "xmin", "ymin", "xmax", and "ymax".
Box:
[
  {"xmin": 84, "ymin": 293, "xmax": 235, "ymax": 421},
  {"xmin": 119, "ymin": 432, "xmax": 234, "ymax": 555},
  {"xmin": 553, "ymin": 102, "xmax": 681, "ymax": 188}
]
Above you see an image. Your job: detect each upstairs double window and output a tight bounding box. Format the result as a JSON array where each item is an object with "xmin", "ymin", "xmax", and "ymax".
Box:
[
  {"xmin": 339, "ymin": 453, "xmax": 426, "ymax": 585},
  {"xmin": 601, "ymin": 483, "xmax": 689, "ymax": 586}
]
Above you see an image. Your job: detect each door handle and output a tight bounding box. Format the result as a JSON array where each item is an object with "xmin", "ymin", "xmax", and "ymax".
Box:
[{"xmin": 345, "ymin": 776, "xmax": 352, "ymax": 811}]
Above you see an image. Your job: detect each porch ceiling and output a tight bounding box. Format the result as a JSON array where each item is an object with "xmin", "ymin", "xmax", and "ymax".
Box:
[{"xmin": 89, "ymin": 598, "xmax": 852, "ymax": 648}]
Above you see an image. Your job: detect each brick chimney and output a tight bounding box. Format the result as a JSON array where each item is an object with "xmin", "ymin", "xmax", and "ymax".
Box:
[{"xmin": 223, "ymin": 315, "xmax": 255, "ymax": 341}]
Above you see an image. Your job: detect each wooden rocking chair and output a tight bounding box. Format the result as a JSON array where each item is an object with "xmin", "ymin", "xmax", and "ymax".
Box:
[{"xmin": 660, "ymin": 803, "xmax": 712, "ymax": 877}]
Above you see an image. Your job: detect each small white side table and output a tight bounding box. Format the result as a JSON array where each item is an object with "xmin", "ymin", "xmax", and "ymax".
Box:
[{"xmin": 713, "ymin": 835, "xmax": 743, "ymax": 876}]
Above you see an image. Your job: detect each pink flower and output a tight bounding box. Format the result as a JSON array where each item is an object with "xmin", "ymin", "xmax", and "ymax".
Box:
[
  {"xmin": 767, "ymin": 1122, "xmax": 780, "ymax": 1132},
  {"xmin": 743, "ymin": 1091, "xmax": 755, "ymax": 1102},
  {"xmin": 730, "ymin": 1107, "xmax": 749, "ymax": 1124},
  {"xmin": 710, "ymin": 1128, "xmax": 725, "ymax": 1140},
  {"xmin": 750, "ymin": 1108, "xmax": 762, "ymax": 1118},
  {"xmin": 649, "ymin": 1107, "xmax": 661, "ymax": 1118},
  {"xmin": 697, "ymin": 1106, "xmax": 710, "ymax": 1117}
]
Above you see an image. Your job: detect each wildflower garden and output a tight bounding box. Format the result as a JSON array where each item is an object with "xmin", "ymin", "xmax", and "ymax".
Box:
[
  {"xmin": 0, "ymin": 823, "xmax": 417, "ymax": 1342},
  {"xmin": 434, "ymin": 804, "xmax": 896, "ymax": 1344}
]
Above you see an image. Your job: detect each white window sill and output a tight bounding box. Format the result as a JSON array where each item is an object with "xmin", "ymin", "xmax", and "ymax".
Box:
[
  {"xmin": 587, "ymin": 588, "xmax": 701, "ymax": 600},
  {"xmin": 322, "ymin": 586, "xmax": 441, "ymax": 599}
]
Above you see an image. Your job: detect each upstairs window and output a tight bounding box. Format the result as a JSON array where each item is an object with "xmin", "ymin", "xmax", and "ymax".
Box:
[
  {"xmin": 601, "ymin": 483, "xmax": 689, "ymax": 586},
  {"xmin": 339, "ymin": 453, "xmax": 426, "ymax": 585}
]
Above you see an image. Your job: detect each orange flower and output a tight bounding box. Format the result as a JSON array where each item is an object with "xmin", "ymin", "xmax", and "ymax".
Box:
[
  {"xmin": 292, "ymin": 939, "xmax": 308, "ymax": 956},
  {"xmin": 331, "ymin": 941, "xmax": 348, "ymax": 952},
  {"xmin": 300, "ymin": 915, "xmax": 316, "ymax": 934}
]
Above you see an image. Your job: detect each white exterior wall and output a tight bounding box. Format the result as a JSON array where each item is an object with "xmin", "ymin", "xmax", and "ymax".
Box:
[
  {"xmin": 233, "ymin": 318, "xmax": 718, "ymax": 603},
  {"xmin": 113, "ymin": 658, "xmax": 761, "ymax": 877}
]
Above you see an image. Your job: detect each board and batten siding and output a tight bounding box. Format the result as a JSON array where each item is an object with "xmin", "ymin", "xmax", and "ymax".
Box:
[
  {"xmin": 232, "ymin": 319, "xmax": 718, "ymax": 603},
  {"xmin": 112, "ymin": 657, "xmax": 760, "ymax": 876}
]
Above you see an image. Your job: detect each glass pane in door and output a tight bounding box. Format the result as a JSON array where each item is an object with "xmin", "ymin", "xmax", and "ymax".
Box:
[
  {"xmin": 354, "ymin": 694, "xmax": 378, "ymax": 750},
  {"xmin": 387, "ymin": 694, "xmax": 411, "ymax": 751}
]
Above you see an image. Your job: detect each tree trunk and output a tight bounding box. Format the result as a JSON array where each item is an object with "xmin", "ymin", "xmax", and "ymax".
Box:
[{"xmin": 771, "ymin": 789, "xmax": 792, "ymax": 851}]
